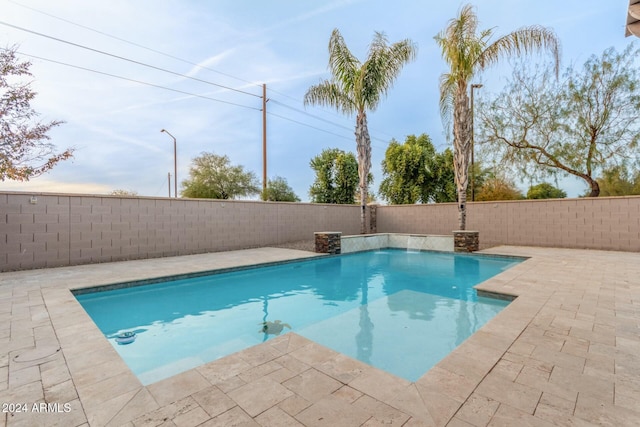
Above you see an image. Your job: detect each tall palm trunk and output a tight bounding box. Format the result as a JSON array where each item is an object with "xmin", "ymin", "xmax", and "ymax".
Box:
[
  {"xmin": 355, "ymin": 111, "xmax": 372, "ymax": 234},
  {"xmin": 453, "ymin": 83, "xmax": 471, "ymax": 230}
]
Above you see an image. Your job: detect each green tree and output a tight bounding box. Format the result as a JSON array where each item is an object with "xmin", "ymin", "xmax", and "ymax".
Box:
[
  {"xmin": 593, "ymin": 165, "xmax": 640, "ymax": 196},
  {"xmin": 181, "ymin": 152, "xmax": 260, "ymax": 199},
  {"xmin": 431, "ymin": 148, "xmax": 457, "ymax": 203},
  {"xmin": 110, "ymin": 189, "xmax": 139, "ymax": 196},
  {"xmin": 379, "ymin": 134, "xmax": 436, "ymax": 204},
  {"xmin": 476, "ymin": 175, "xmax": 524, "ymax": 201},
  {"xmin": 261, "ymin": 176, "xmax": 300, "ymax": 202},
  {"xmin": 304, "ymin": 29, "xmax": 416, "ymax": 232},
  {"xmin": 435, "ymin": 3, "xmax": 559, "ymax": 229},
  {"xmin": 527, "ymin": 182, "xmax": 566, "ymax": 199},
  {"xmin": 479, "ymin": 44, "xmax": 640, "ymax": 197},
  {"xmin": 378, "ymin": 137, "xmax": 489, "ymax": 204},
  {"xmin": 309, "ymin": 148, "xmax": 360, "ymax": 204},
  {"xmin": 1, "ymin": 47, "xmax": 73, "ymax": 181}
]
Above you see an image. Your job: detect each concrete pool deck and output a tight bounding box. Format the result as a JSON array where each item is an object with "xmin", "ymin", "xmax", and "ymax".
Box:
[{"xmin": 1, "ymin": 246, "xmax": 639, "ymax": 426}]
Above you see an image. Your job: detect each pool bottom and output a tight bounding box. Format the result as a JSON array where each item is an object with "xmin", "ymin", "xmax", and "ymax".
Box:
[
  {"xmin": 298, "ymin": 290, "xmax": 508, "ymax": 382},
  {"xmin": 133, "ymin": 289, "xmax": 507, "ymax": 385}
]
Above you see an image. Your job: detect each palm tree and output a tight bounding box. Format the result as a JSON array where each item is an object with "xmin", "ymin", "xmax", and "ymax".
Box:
[
  {"xmin": 435, "ymin": 4, "xmax": 560, "ymax": 230},
  {"xmin": 305, "ymin": 29, "xmax": 416, "ymax": 234}
]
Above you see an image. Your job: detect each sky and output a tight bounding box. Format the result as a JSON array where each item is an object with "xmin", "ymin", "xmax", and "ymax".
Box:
[{"xmin": 0, "ymin": 0, "xmax": 636, "ymax": 201}]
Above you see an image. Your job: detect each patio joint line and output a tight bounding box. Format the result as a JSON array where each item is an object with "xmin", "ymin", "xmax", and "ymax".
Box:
[{"xmin": 448, "ymin": 289, "xmax": 553, "ymax": 424}]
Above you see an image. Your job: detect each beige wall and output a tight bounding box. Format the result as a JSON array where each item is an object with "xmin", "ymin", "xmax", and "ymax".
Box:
[
  {"xmin": 0, "ymin": 192, "xmax": 361, "ymax": 271},
  {"xmin": 2, "ymin": 192, "xmax": 639, "ymax": 271},
  {"xmin": 377, "ymin": 196, "xmax": 640, "ymax": 252}
]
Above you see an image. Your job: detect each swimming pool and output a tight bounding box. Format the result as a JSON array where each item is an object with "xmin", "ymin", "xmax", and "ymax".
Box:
[{"xmin": 75, "ymin": 249, "xmax": 522, "ymax": 384}]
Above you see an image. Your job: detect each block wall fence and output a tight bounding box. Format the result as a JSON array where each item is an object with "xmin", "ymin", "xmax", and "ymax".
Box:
[
  {"xmin": 376, "ymin": 196, "xmax": 640, "ymax": 252},
  {"xmin": 1, "ymin": 191, "xmax": 639, "ymax": 271},
  {"xmin": 0, "ymin": 192, "xmax": 361, "ymax": 272}
]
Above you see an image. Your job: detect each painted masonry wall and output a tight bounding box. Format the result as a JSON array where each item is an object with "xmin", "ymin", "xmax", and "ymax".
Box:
[
  {"xmin": 377, "ymin": 196, "xmax": 640, "ymax": 252},
  {"xmin": 0, "ymin": 192, "xmax": 361, "ymax": 272},
  {"xmin": 2, "ymin": 192, "xmax": 639, "ymax": 271}
]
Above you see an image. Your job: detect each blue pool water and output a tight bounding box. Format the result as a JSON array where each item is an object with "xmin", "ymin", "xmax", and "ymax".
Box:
[{"xmin": 75, "ymin": 249, "xmax": 521, "ymax": 384}]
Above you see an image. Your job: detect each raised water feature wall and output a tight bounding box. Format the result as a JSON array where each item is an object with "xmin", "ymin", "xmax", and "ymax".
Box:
[{"xmin": 340, "ymin": 233, "xmax": 453, "ymax": 253}]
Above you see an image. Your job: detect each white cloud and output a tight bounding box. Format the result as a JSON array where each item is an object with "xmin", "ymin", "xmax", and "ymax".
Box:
[
  {"xmin": 1, "ymin": 178, "xmax": 112, "ymax": 195},
  {"xmin": 184, "ymin": 48, "xmax": 236, "ymax": 78}
]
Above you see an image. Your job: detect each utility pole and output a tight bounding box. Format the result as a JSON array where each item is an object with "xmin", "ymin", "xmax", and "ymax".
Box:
[
  {"xmin": 168, "ymin": 173, "xmax": 171, "ymax": 198},
  {"xmin": 262, "ymin": 84, "xmax": 268, "ymax": 198}
]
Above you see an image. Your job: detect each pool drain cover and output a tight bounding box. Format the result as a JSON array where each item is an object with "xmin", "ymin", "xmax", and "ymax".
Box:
[{"xmin": 13, "ymin": 346, "xmax": 61, "ymax": 363}]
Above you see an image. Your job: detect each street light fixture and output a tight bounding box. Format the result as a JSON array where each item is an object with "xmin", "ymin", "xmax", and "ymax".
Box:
[
  {"xmin": 160, "ymin": 129, "xmax": 177, "ymax": 198},
  {"xmin": 470, "ymin": 83, "xmax": 483, "ymax": 202}
]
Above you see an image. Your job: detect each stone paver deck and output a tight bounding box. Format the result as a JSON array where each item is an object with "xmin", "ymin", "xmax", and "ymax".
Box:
[{"xmin": 1, "ymin": 246, "xmax": 639, "ymax": 426}]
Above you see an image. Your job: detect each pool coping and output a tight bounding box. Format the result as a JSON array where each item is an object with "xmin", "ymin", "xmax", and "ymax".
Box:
[
  {"xmin": 2, "ymin": 245, "xmax": 639, "ymax": 426},
  {"xmin": 70, "ymin": 248, "xmax": 522, "ymax": 386},
  {"xmin": 70, "ymin": 247, "xmax": 527, "ymax": 295}
]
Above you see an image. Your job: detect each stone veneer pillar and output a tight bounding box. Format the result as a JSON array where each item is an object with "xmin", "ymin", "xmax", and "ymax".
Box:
[
  {"xmin": 369, "ymin": 204, "xmax": 377, "ymax": 234},
  {"xmin": 453, "ymin": 230, "xmax": 479, "ymax": 252},
  {"xmin": 314, "ymin": 232, "xmax": 342, "ymax": 254}
]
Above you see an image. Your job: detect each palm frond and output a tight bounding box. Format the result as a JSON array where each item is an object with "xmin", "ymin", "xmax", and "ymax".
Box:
[
  {"xmin": 438, "ymin": 73, "xmax": 457, "ymax": 141},
  {"xmin": 304, "ymin": 80, "xmax": 355, "ymax": 114},
  {"xmin": 362, "ymin": 32, "xmax": 417, "ymax": 111},
  {"xmin": 328, "ymin": 29, "xmax": 359, "ymax": 95},
  {"xmin": 435, "ymin": 4, "xmax": 478, "ymax": 69},
  {"xmin": 480, "ymin": 26, "xmax": 560, "ymax": 76},
  {"xmin": 434, "ymin": 4, "xmax": 487, "ymax": 86}
]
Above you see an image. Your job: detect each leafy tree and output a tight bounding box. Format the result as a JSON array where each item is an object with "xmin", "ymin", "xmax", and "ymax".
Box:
[
  {"xmin": 261, "ymin": 176, "xmax": 300, "ymax": 202},
  {"xmin": 378, "ymin": 135, "xmax": 491, "ymax": 204},
  {"xmin": 476, "ymin": 175, "xmax": 524, "ymax": 201},
  {"xmin": 304, "ymin": 29, "xmax": 416, "ymax": 232},
  {"xmin": 431, "ymin": 148, "xmax": 457, "ymax": 203},
  {"xmin": 479, "ymin": 44, "xmax": 640, "ymax": 197},
  {"xmin": 592, "ymin": 165, "xmax": 640, "ymax": 196},
  {"xmin": 181, "ymin": 152, "xmax": 260, "ymax": 199},
  {"xmin": 309, "ymin": 148, "xmax": 360, "ymax": 204},
  {"xmin": 526, "ymin": 182, "xmax": 566, "ymax": 199},
  {"xmin": 434, "ymin": 3, "xmax": 559, "ymax": 229},
  {"xmin": 110, "ymin": 189, "xmax": 139, "ymax": 196},
  {"xmin": 1, "ymin": 46, "xmax": 73, "ymax": 181},
  {"xmin": 379, "ymin": 134, "xmax": 436, "ymax": 204},
  {"xmin": 379, "ymin": 133, "xmax": 462, "ymax": 204}
]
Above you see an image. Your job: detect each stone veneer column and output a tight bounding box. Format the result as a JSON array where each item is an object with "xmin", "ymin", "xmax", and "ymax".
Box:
[
  {"xmin": 369, "ymin": 204, "xmax": 377, "ymax": 234},
  {"xmin": 314, "ymin": 232, "xmax": 342, "ymax": 254},
  {"xmin": 453, "ymin": 230, "xmax": 479, "ymax": 252}
]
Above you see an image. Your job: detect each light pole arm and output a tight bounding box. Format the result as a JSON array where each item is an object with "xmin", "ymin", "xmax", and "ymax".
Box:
[{"xmin": 161, "ymin": 129, "xmax": 178, "ymax": 198}]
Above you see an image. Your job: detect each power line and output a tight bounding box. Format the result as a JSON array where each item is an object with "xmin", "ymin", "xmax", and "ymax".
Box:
[
  {"xmin": 18, "ymin": 51, "xmax": 389, "ymax": 149},
  {"xmin": 1, "ymin": 10, "xmax": 396, "ymax": 147},
  {"xmin": 270, "ymin": 99, "xmax": 354, "ymax": 133},
  {"xmin": 0, "ymin": 20, "xmax": 261, "ymax": 98},
  {"xmin": 19, "ymin": 52, "xmax": 261, "ymax": 111},
  {"xmin": 4, "ymin": 20, "xmax": 392, "ymax": 146},
  {"xmin": 17, "ymin": 51, "xmax": 389, "ymax": 143},
  {"xmin": 268, "ymin": 86, "xmax": 398, "ymax": 141},
  {"xmin": 266, "ymin": 112, "xmax": 352, "ymax": 141},
  {"xmin": 2, "ymin": 4, "xmax": 402, "ymax": 148},
  {"xmin": 266, "ymin": 110, "xmax": 389, "ymax": 151},
  {"xmin": 270, "ymin": 98, "xmax": 391, "ymax": 146},
  {"xmin": 6, "ymin": 0, "xmax": 263, "ymax": 88}
]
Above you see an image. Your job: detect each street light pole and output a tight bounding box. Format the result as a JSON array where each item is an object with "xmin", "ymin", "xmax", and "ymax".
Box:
[
  {"xmin": 160, "ymin": 129, "xmax": 177, "ymax": 198},
  {"xmin": 470, "ymin": 83, "xmax": 483, "ymax": 202}
]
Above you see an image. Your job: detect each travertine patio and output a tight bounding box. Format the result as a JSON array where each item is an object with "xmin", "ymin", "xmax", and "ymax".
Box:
[{"xmin": 1, "ymin": 245, "xmax": 639, "ymax": 426}]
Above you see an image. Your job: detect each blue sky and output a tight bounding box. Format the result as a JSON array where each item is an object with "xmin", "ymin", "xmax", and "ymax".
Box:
[{"xmin": 1, "ymin": 0, "xmax": 636, "ymax": 200}]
